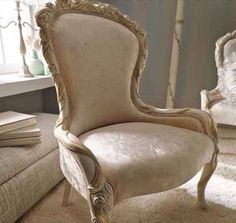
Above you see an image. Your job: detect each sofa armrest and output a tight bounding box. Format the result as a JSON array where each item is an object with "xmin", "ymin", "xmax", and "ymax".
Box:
[{"xmin": 201, "ymin": 88, "xmax": 225, "ymax": 113}]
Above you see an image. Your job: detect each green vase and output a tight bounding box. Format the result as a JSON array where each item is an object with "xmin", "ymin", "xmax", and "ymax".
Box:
[
  {"xmin": 44, "ymin": 63, "xmax": 51, "ymax": 76},
  {"xmin": 29, "ymin": 50, "xmax": 44, "ymax": 75}
]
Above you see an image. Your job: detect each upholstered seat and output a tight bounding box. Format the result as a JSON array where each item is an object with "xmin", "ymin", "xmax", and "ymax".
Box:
[
  {"xmin": 210, "ymin": 100, "xmax": 236, "ymax": 126},
  {"xmin": 80, "ymin": 122, "xmax": 214, "ymax": 202},
  {"xmin": 36, "ymin": 1, "xmax": 218, "ymax": 222},
  {"xmin": 218, "ymin": 127, "xmax": 236, "ymax": 139}
]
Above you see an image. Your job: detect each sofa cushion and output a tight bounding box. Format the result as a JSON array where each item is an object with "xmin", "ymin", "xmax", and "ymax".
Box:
[
  {"xmin": 79, "ymin": 122, "xmax": 214, "ymax": 202},
  {"xmin": 218, "ymin": 126, "xmax": 236, "ymax": 139},
  {"xmin": 0, "ymin": 113, "xmax": 58, "ymax": 185},
  {"xmin": 0, "ymin": 149, "xmax": 63, "ymax": 223},
  {"xmin": 210, "ymin": 99, "xmax": 236, "ymax": 126}
]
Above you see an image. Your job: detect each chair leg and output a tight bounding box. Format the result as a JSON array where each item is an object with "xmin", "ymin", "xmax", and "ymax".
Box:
[
  {"xmin": 197, "ymin": 151, "xmax": 218, "ymax": 210},
  {"xmin": 88, "ymin": 180, "xmax": 114, "ymax": 223},
  {"xmin": 62, "ymin": 180, "xmax": 72, "ymax": 207}
]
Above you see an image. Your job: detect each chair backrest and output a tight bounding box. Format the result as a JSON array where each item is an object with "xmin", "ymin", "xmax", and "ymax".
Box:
[
  {"xmin": 215, "ymin": 30, "xmax": 236, "ymax": 103},
  {"xmin": 36, "ymin": 0, "xmax": 147, "ymax": 135}
]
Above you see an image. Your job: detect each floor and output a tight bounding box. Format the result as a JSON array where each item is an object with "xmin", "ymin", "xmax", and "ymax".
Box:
[{"xmin": 18, "ymin": 140, "xmax": 236, "ymax": 223}]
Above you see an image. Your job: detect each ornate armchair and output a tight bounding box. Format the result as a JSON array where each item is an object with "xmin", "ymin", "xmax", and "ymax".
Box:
[
  {"xmin": 36, "ymin": 1, "xmax": 218, "ymax": 222},
  {"xmin": 201, "ymin": 30, "xmax": 236, "ymax": 151}
]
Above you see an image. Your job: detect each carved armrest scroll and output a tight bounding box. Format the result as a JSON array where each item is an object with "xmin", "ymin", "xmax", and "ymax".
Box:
[
  {"xmin": 201, "ymin": 88, "xmax": 225, "ymax": 112},
  {"xmin": 55, "ymin": 126, "xmax": 114, "ymax": 221},
  {"xmin": 135, "ymin": 101, "xmax": 218, "ymax": 145},
  {"xmin": 137, "ymin": 105, "xmax": 219, "ymax": 155},
  {"xmin": 54, "ymin": 126, "xmax": 104, "ymax": 188}
]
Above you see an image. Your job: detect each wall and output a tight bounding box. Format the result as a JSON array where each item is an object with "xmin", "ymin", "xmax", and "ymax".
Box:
[
  {"xmin": 0, "ymin": 87, "xmax": 58, "ymax": 114},
  {"xmin": 0, "ymin": 91, "xmax": 43, "ymax": 114},
  {"xmin": 176, "ymin": 0, "xmax": 236, "ymax": 107},
  {"xmin": 106, "ymin": 0, "xmax": 236, "ymax": 108}
]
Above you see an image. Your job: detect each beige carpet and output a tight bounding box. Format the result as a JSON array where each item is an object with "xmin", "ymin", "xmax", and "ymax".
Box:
[{"xmin": 18, "ymin": 140, "xmax": 236, "ymax": 223}]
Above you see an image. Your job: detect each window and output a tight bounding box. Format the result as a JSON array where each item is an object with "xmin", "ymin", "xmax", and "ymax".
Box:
[{"xmin": 0, "ymin": 1, "xmax": 44, "ymax": 74}]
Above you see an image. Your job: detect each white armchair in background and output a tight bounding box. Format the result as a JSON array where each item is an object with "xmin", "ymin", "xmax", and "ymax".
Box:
[
  {"xmin": 201, "ymin": 30, "xmax": 236, "ymax": 153},
  {"xmin": 36, "ymin": 1, "xmax": 218, "ymax": 222}
]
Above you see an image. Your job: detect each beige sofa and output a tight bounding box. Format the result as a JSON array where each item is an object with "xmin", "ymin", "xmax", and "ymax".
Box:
[{"xmin": 0, "ymin": 113, "xmax": 63, "ymax": 223}]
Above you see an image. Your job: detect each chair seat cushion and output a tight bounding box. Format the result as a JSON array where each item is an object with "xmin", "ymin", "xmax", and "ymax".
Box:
[
  {"xmin": 218, "ymin": 126, "xmax": 236, "ymax": 139},
  {"xmin": 0, "ymin": 113, "xmax": 58, "ymax": 185},
  {"xmin": 210, "ymin": 99, "xmax": 236, "ymax": 126},
  {"xmin": 79, "ymin": 122, "xmax": 214, "ymax": 202}
]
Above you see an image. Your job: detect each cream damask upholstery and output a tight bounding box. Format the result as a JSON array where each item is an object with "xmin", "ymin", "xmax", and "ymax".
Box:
[
  {"xmin": 80, "ymin": 122, "xmax": 214, "ymax": 203},
  {"xmin": 209, "ymin": 100, "xmax": 236, "ymax": 126},
  {"xmin": 201, "ymin": 30, "xmax": 236, "ymax": 145},
  {"xmin": 36, "ymin": 1, "xmax": 218, "ymax": 222}
]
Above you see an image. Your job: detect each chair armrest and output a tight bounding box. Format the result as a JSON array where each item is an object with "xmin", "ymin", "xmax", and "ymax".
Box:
[
  {"xmin": 54, "ymin": 125, "xmax": 103, "ymax": 187},
  {"xmin": 136, "ymin": 103, "xmax": 218, "ymax": 144},
  {"xmin": 201, "ymin": 88, "xmax": 225, "ymax": 113}
]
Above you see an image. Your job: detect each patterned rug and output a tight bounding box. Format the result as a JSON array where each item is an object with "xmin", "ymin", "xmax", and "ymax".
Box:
[{"xmin": 18, "ymin": 140, "xmax": 236, "ymax": 223}]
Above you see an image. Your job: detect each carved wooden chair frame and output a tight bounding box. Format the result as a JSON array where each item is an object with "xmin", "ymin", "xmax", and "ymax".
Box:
[{"xmin": 36, "ymin": 1, "xmax": 219, "ymax": 222}]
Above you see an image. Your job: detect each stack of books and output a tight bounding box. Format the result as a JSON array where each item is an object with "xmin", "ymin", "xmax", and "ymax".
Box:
[{"xmin": 0, "ymin": 111, "xmax": 41, "ymax": 147}]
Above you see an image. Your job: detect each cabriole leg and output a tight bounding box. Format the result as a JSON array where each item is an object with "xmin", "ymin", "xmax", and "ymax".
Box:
[
  {"xmin": 62, "ymin": 180, "xmax": 72, "ymax": 207},
  {"xmin": 197, "ymin": 150, "xmax": 218, "ymax": 210}
]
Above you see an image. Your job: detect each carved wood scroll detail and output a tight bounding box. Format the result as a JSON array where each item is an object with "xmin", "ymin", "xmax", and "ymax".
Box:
[{"xmin": 36, "ymin": 1, "xmax": 218, "ymax": 222}]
